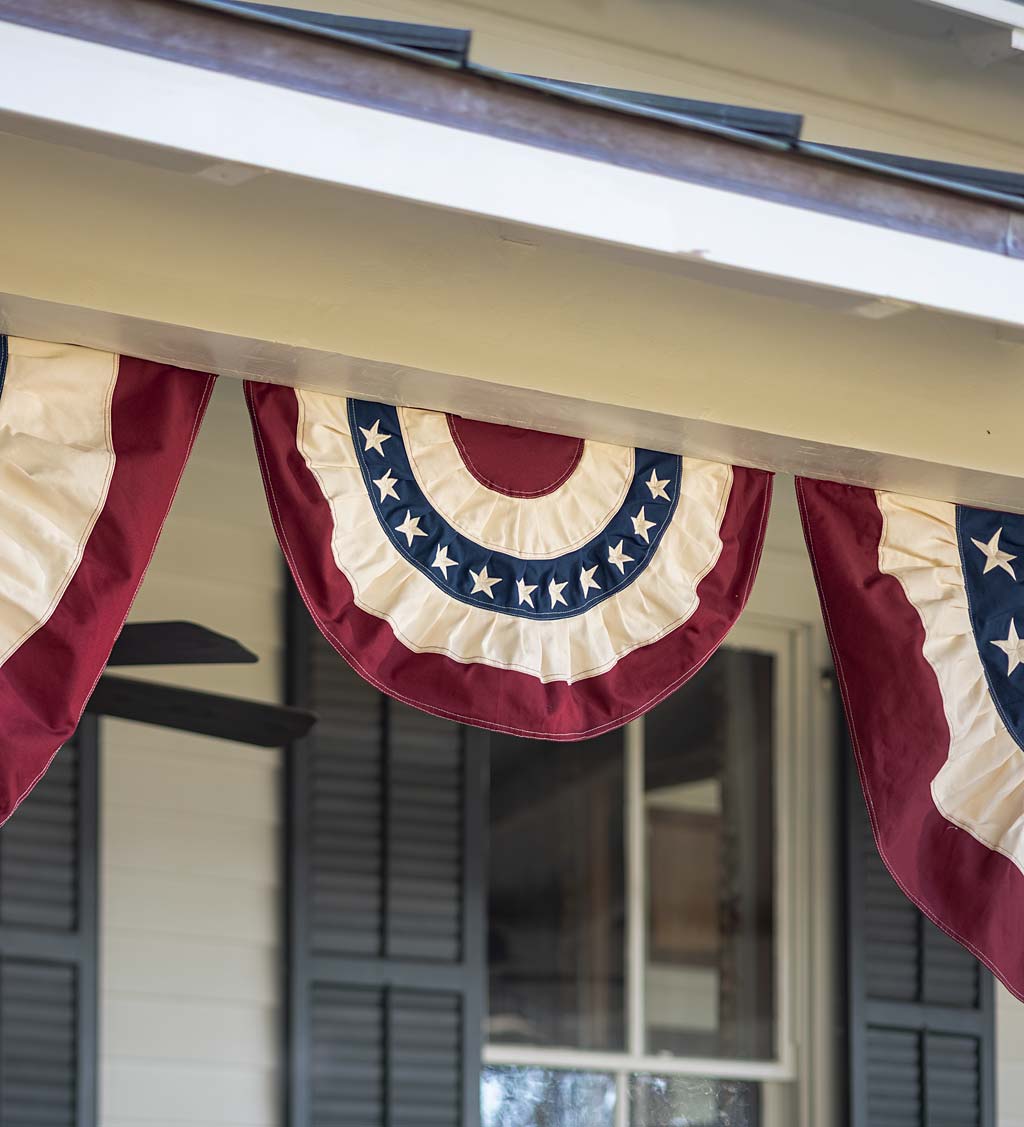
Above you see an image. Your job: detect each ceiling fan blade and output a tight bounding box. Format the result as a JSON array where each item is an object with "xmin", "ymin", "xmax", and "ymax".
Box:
[
  {"xmin": 108, "ymin": 622, "xmax": 258, "ymax": 667},
  {"xmin": 86, "ymin": 675, "xmax": 315, "ymax": 747}
]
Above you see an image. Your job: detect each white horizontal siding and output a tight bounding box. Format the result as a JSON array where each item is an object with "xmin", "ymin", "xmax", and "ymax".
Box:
[
  {"xmin": 101, "ymin": 1062, "xmax": 277, "ymax": 1126},
  {"xmin": 100, "ymin": 379, "xmax": 283, "ymax": 1127}
]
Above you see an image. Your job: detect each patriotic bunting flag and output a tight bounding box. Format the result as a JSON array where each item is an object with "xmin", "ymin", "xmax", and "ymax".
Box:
[
  {"xmin": 799, "ymin": 477, "xmax": 1024, "ymax": 1001},
  {"xmin": 0, "ymin": 337, "xmax": 214, "ymax": 823},
  {"xmin": 9, "ymin": 325, "xmax": 1023, "ymax": 1000},
  {"xmin": 247, "ymin": 382, "xmax": 772, "ymax": 739}
]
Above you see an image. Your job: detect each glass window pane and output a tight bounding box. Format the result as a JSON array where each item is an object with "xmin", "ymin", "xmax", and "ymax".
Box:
[
  {"xmin": 644, "ymin": 647, "xmax": 775, "ymax": 1060},
  {"xmin": 481, "ymin": 1066, "xmax": 616, "ymax": 1127},
  {"xmin": 487, "ymin": 731, "xmax": 626, "ymax": 1050},
  {"xmin": 629, "ymin": 1074, "xmax": 759, "ymax": 1127}
]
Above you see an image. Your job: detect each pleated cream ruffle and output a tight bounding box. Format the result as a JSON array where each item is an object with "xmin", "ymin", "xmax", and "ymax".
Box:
[{"xmin": 296, "ymin": 388, "xmax": 731, "ymax": 685}]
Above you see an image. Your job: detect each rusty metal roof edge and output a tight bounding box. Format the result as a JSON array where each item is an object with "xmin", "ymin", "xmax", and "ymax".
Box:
[
  {"xmin": 799, "ymin": 141, "xmax": 1024, "ymax": 214},
  {"xmin": 172, "ymin": 0, "xmax": 465, "ymax": 69},
  {"xmin": 467, "ymin": 68, "xmax": 795, "ymax": 152},
  {"xmin": 174, "ymin": 0, "xmax": 1024, "ymax": 214},
  {"xmin": 171, "ymin": 0, "xmax": 797, "ymax": 151}
]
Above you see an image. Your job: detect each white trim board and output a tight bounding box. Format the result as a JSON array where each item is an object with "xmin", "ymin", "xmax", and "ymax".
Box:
[
  {"xmin": 4, "ymin": 291, "xmax": 1024, "ymax": 514},
  {"xmin": 913, "ymin": 0, "xmax": 1024, "ymax": 33},
  {"xmin": 0, "ymin": 21, "xmax": 1023, "ymax": 331}
]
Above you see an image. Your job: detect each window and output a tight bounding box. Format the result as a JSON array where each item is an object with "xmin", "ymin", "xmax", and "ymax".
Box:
[
  {"xmin": 487, "ymin": 728, "xmax": 626, "ymax": 1052},
  {"xmin": 484, "ymin": 632, "xmax": 796, "ymax": 1127},
  {"xmin": 285, "ymin": 589, "xmax": 815, "ymax": 1127}
]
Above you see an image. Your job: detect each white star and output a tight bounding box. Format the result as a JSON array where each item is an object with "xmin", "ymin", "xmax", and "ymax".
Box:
[
  {"xmin": 992, "ymin": 619, "xmax": 1024, "ymax": 675},
  {"xmin": 372, "ymin": 468, "xmax": 400, "ymax": 503},
  {"xmin": 470, "ymin": 565, "xmax": 502, "ymax": 599},
  {"xmin": 431, "ymin": 544, "xmax": 458, "ymax": 579},
  {"xmin": 972, "ymin": 528, "xmax": 1017, "ymax": 580},
  {"xmin": 548, "ymin": 578, "xmax": 569, "ymax": 608},
  {"xmin": 359, "ymin": 419, "xmax": 391, "ymax": 456},
  {"xmin": 395, "ymin": 510, "xmax": 427, "ymax": 547},
  {"xmin": 645, "ymin": 469, "xmax": 671, "ymax": 502},
  {"xmin": 631, "ymin": 506, "xmax": 656, "ymax": 544},
  {"xmin": 579, "ymin": 565, "xmax": 602, "ymax": 597},
  {"xmin": 608, "ymin": 540, "xmax": 634, "ymax": 574},
  {"xmin": 516, "ymin": 578, "xmax": 537, "ymax": 607}
]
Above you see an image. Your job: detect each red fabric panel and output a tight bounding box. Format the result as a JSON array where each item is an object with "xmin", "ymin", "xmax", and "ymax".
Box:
[
  {"xmin": 248, "ymin": 380, "xmax": 772, "ymax": 740},
  {"xmin": 446, "ymin": 414, "xmax": 584, "ymax": 498},
  {"xmin": 797, "ymin": 477, "xmax": 1024, "ymax": 1001},
  {"xmin": 0, "ymin": 358, "xmax": 215, "ymax": 824}
]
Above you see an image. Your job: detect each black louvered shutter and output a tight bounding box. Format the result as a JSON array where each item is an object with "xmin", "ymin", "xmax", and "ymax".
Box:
[
  {"xmin": 845, "ymin": 742, "xmax": 994, "ymax": 1127},
  {"xmin": 0, "ymin": 719, "xmax": 98, "ymax": 1127},
  {"xmin": 287, "ymin": 595, "xmax": 486, "ymax": 1127}
]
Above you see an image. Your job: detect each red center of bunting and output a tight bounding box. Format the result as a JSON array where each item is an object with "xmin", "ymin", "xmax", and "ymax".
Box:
[{"xmin": 446, "ymin": 414, "xmax": 585, "ymax": 498}]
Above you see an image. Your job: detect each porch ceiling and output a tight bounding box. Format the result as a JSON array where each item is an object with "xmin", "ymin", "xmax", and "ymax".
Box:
[{"xmin": 0, "ymin": 0, "xmax": 1023, "ymax": 509}]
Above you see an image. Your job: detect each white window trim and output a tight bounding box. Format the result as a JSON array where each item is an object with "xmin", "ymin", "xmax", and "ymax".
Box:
[
  {"xmin": 484, "ymin": 613, "xmax": 832, "ymax": 1125},
  {"xmin": 911, "ymin": 0, "xmax": 1024, "ymax": 35}
]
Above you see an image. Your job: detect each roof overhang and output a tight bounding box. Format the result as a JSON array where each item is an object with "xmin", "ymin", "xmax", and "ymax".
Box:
[
  {"xmin": 914, "ymin": 0, "xmax": 1024, "ymax": 39},
  {"xmin": 1, "ymin": 0, "xmax": 1023, "ymax": 507}
]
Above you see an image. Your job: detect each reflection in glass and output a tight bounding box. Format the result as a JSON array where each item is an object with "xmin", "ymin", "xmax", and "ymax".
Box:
[
  {"xmin": 487, "ymin": 731, "xmax": 625, "ymax": 1050},
  {"xmin": 481, "ymin": 1066, "xmax": 616, "ymax": 1127},
  {"xmin": 630, "ymin": 1073, "xmax": 759, "ymax": 1127},
  {"xmin": 644, "ymin": 648, "xmax": 775, "ymax": 1060}
]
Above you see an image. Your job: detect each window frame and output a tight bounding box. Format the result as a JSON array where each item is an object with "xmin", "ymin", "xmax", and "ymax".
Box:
[{"xmin": 483, "ymin": 616, "xmax": 818, "ymax": 1124}]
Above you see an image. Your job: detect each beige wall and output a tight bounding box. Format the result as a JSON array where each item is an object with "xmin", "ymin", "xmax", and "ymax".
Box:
[
  {"xmin": 98, "ymin": 381, "xmax": 284, "ymax": 1127},
  {"xmin": 83, "ymin": 2, "xmax": 1024, "ymax": 1122}
]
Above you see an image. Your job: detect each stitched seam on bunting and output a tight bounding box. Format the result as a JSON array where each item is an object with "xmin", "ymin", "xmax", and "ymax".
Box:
[
  {"xmin": 0, "ymin": 348, "xmax": 120, "ymax": 668},
  {"xmin": 250, "ymin": 386, "xmax": 769, "ymax": 737},
  {"xmin": 446, "ymin": 412, "xmax": 585, "ymax": 498},
  {"xmin": 402, "ymin": 405, "xmax": 633, "ymax": 557},
  {"xmin": 796, "ymin": 481, "xmax": 1024, "ymax": 1003},
  {"xmin": 350, "ymin": 398, "xmax": 681, "ymax": 621},
  {"xmin": 1, "ymin": 370, "xmax": 217, "ymax": 828}
]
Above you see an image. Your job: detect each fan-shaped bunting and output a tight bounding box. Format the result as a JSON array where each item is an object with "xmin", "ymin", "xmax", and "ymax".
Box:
[
  {"xmin": 799, "ymin": 476, "xmax": 1024, "ymax": 1001},
  {"xmin": 0, "ymin": 336, "xmax": 215, "ymax": 823},
  {"xmin": 247, "ymin": 382, "xmax": 773, "ymax": 739}
]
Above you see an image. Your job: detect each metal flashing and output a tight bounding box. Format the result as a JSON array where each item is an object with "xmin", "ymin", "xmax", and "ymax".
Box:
[{"xmin": 172, "ymin": 2, "xmax": 1024, "ymax": 213}]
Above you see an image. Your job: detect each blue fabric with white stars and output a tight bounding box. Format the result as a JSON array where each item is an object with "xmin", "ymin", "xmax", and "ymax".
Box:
[
  {"xmin": 349, "ymin": 399, "xmax": 682, "ymax": 621},
  {"xmin": 959, "ymin": 505, "xmax": 1024, "ymax": 746}
]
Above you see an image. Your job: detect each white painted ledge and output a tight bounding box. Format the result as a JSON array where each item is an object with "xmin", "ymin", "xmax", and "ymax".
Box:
[
  {"xmin": 5, "ymin": 290, "xmax": 1024, "ymax": 515},
  {"xmin": 914, "ymin": 0, "xmax": 1024, "ymax": 34},
  {"xmin": 0, "ymin": 21, "xmax": 1022, "ymax": 331}
]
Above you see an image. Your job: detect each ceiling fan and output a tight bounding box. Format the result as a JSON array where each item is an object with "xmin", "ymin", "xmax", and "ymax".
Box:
[{"xmin": 85, "ymin": 621, "xmax": 316, "ymax": 747}]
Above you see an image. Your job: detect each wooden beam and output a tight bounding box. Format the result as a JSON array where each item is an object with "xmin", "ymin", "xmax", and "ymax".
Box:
[{"xmin": 4, "ymin": 291, "xmax": 1024, "ymax": 513}]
